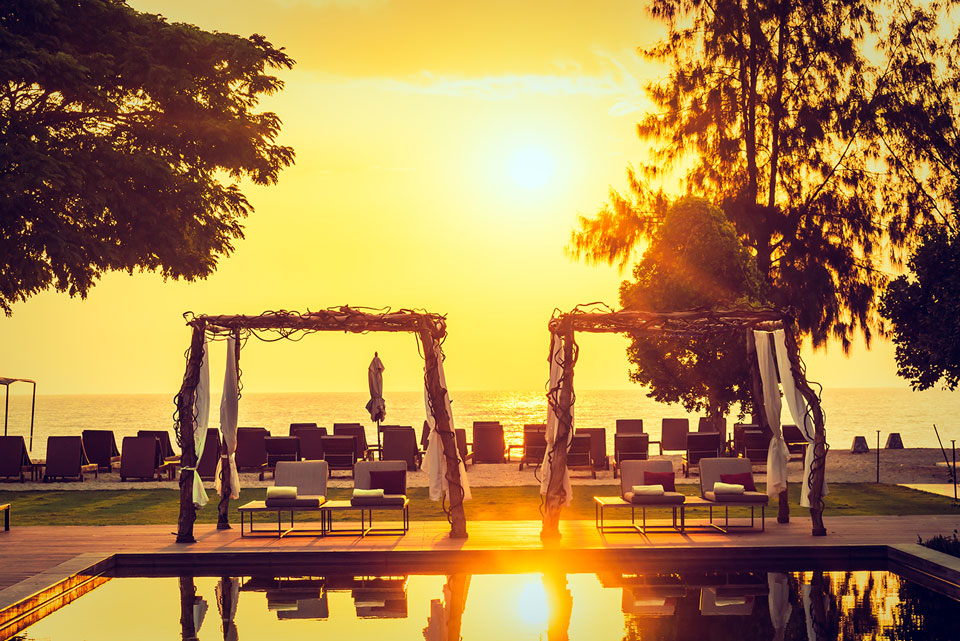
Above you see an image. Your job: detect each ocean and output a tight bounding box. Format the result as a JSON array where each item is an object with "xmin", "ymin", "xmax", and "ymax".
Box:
[{"xmin": 4, "ymin": 388, "xmax": 960, "ymax": 458}]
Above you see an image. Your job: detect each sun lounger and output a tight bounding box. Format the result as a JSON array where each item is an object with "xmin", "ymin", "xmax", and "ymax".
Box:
[
  {"xmin": 321, "ymin": 435, "xmax": 358, "ymax": 477},
  {"xmin": 119, "ymin": 435, "xmax": 165, "ymax": 481},
  {"xmin": 81, "ymin": 430, "xmax": 120, "ymax": 472},
  {"xmin": 568, "ymin": 433, "xmax": 596, "ymax": 478},
  {"xmin": 781, "ymin": 424, "xmax": 807, "ymax": 459},
  {"xmin": 353, "ymin": 577, "xmax": 408, "ymax": 618},
  {"xmin": 682, "ymin": 432, "xmax": 723, "ymax": 477},
  {"xmin": 44, "ymin": 436, "xmax": 98, "ymax": 482},
  {"xmin": 472, "ymin": 423, "xmax": 506, "ymax": 464},
  {"xmin": 742, "ymin": 429, "xmax": 768, "ymax": 467},
  {"xmin": 518, "ymin": 426, "xmax": 546, "ymax": 470},
  {"xmin": 261, "ymin": 436, "xmax": 302, "ymax": 479},
  {"xmin": 238, "ymin": 460, "xmax": 328, "ymax": 537},
  {"xmin": 288, "ymin": 422, "xmax": 318, "ymax": 435},
  {"xmin": 576, "ymin": 427, "xmax": 608, "ymax": 470},
  {"xmin": 613, "ymin": 433, "xmax": 649, "ymax": 478},
  {"xmin": 1, "ymin": 502, "xmax": 9, "ymax": 530},
  {"xmin": 381, "ymin": 426, "xmax": 421, "ymax": 471},
  {"xmin": 197, "ymin": 428, "xmax": 221, "ymax": 480},
  {"xmin": 322, "ymin": 460, "xmax": 409, "ymax": 536},
  {"xmin": 661, "ymin": 418, "xmax": 689, "ymax": 455},
  {"xmin": 594, "ymin": 459, "xmax": 685, "ymax": 533},
  {"xmin": 0, "ymin": 435, "xmax": 33, "ymax": 482},
  {"xmin": 333, "ymin": 423, "xmax": 370, "ymax": 461},
  {"xmin": 296, "ymin": 428, "xmax": 327, "ymax": 460},
  {"xmin": 236, "ymin": 427, "xmax": 269, "ymax": 472},
  {"xmin": 697, "ymin": 417, "xmax": 728, "ymax": 445},
  {"xmin": 137, "ymin": 429, "xmax": 177, "ymax": 460},
  {"xmin": 616, "ymin": 419, "xmax": 645, "ymax": 434},
  {"xmin": 697, "ymin": 457, "xmax": 767, "ymax": 532}
]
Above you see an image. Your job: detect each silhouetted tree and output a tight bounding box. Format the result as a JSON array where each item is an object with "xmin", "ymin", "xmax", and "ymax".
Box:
[
  {"xmin": 0, "ymin": 0, "xmax": 295, "ymax": 315},
  {"xmin": 619, "ymin": 197, "xmax": 764, "ymax": 418},
  {"xmin": 570, "ymin": 0, "xmax": 953, "ymax": 351}
]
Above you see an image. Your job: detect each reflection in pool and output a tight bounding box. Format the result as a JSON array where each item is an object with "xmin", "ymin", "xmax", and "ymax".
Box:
[{"xmin": 12, "ymin": 570, "xmax": 960, "ymax": 640}]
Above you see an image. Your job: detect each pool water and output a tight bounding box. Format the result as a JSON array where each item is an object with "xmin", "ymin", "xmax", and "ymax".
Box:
[{"xmin": 11, "ymin": 570, "xmax": 960, "ymax": 641}]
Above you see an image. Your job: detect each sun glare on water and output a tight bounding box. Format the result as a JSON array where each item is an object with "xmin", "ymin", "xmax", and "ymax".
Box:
[{"xmin": 507, "ymin": 145, "xmax": 555, "ymax": 189}]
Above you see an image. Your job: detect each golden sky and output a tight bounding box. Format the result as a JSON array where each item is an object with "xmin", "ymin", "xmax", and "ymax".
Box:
[{"xmin": 1, "ymin": 0, "xmax": 907, "ymax": 394}]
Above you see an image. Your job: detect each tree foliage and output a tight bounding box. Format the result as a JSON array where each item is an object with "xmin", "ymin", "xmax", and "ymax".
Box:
[
  {"xmin": 0, "ymin": 0, "xmax": 295, "ymax": 315},
  {"xmin": 570, "ymin": 0, "xmax": 957, "ymax": 351},
  {"xmin": 880, "ymin": 225, "xmax": 960, "ymax": 390},
  {"xmin": 620, "ymin": 197, "xmax": 764, "ymax": 417}
]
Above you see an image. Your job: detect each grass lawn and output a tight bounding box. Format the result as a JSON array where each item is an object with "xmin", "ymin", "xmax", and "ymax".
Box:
[{"xmin": 0, "ymin": 483, "xmax": 957, "ymax": 526}]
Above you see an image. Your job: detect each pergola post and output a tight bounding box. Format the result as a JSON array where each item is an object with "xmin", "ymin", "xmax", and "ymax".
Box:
[
  {"xmin": 783, "ymin": 327, "xmax": 827, "ymax": 536},
  {"xmin": 746, "ymin": 330, "xmax": 789, "ymax": 523},
  {"xmin": 541, "ymin": 326, "xmax": 575, "ymax": 541},
  {"xmin": 217, "ymin": 329, "xmax": 240, "ymax": 529},
  {"xmin": 418, "ymin": 324, "xmax": 468, "ymax": 538},
  {"xmin": 175, "ymin": 322, "xmax": 205, "ymax": 543}
]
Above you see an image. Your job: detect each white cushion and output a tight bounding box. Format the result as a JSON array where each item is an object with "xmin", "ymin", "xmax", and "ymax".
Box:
[
  {"xmin": 631, "ymin": 484, "xmax": 665, "ymax": 496},
  {"xmin": 353, "ymin": 488, "xmax": 385, "ymax": 498},
  {"xmin": 713, "ymin": 482, "xmax": 745, "ymax": 494},
  {"xmin": 266, "ymin": 486, "xmax": 297, "ymax": 499}
]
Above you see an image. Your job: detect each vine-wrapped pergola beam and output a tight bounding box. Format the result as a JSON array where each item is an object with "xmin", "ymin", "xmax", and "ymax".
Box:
[
  {"xmin": 173, "ymin": 306, "xmax": 466, "ymax": 543},
  {"xmin": 541, "ymin": 305, "xmax": 827, "ymax": 539}
]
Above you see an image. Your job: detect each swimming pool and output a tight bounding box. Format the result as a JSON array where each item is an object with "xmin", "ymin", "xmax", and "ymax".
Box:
[{"xmin": 10, "ymin": 568, "xmax": 959, "ymax": 640}]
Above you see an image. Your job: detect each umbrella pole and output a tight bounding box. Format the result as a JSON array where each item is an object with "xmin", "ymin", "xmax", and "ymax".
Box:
[{"xmin": 377, "ymin": 419, "xmax": 381, "ymax": 460}]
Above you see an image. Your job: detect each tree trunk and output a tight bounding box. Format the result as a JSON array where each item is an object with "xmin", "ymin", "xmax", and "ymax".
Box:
[
  {"xmin": 768, "ymin": 0, "xmax": 790, "ymax": 209},
  {"xmin": 783, "ymin": 327, "xmax": 827, "ymax": 535},
  {"xmin": 175, "ymin": 324, "xmax": 205, "ymax": 543},
  {"xmin": 419, "ymin": 325, "xmax": 467, "ymax": 538},
  {"xmin": 179, "ymin": 576, "xmax": 198, "ymax": 640},
  {"xmin": 542, "ymin": 328, "xmax": 575, "ymax": 542}
]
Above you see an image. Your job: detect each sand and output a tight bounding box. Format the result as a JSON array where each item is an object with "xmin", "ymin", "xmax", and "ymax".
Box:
[{"xmin": 4, "ymin": 447, "xmax": 955, "ymax": 492}]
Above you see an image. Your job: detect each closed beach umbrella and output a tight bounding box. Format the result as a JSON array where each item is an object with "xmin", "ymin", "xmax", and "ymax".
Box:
[{"xmin": 365, "ymin": 352, "xmax": 386, "ymax": 447}]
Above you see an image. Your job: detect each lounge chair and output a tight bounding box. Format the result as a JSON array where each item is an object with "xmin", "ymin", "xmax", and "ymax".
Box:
[
  {"xmin": 660, "ymin": 418, "xmax": 689, "ymax": 455},
  {"xmin": 288, "ymin": 422, "xmax": 318, "ymax": 436},
  {"xmin": 381, "ymin": 426, "xmax": 421, "ymax": 471},
  {"xmin": 137, "ymin": 430, "xmax": 177, "ymax": 460},
  {"xmin": 616, "ymin": 419, "xmax": 645, "ymax": 434},
  {"xmin": 297, "ymin": 428, "xmax": 327, "ymax": 461},
  {"xmin": 197, "ymin": 428, "xmax": 221, "ymax": 480},
  {"xmin": 0, "ymin": 435, "xmax": 33, "ymax": 482},
  {"xmin": 44, "ymin": 436, "xmax": 98, "ymax": 482},
  {"xmin": 236, "ymin": 427, "xmax": 269, "ymax": 472},
  {"xmin": 682, "ymin": 432, "xmax": 723, "ymax": 477},
  {"xmin": 81, "ymin": 430, "xmax": 120, "ymax": 472},
  {"xmin": 324, "ymin": 460, "xmax": 408, "ymax": 536},
  {"xmin": 782, "ymin": 424, "xmax": 807, "ymax": 460},
  {"xmin": 697, "ymin": 417, "xmax": 728, "ymax": 445},
  {"xmin": 613, "ymin": 433, "xmax": 649, "ymax": 479},
  {"xmin": 333, "ymin": 423, "xmax": 370, "ymax": 461},
  {"xmin": 321, "ymin": 435, "xmax": 358, "ymax": 477},
  {"xmin": 119, "ymin": 435, "xmax": 164, "ymax": 481},
  {"xmin": 261, "ymin": 436, "xmax": 302, "ymax": 479},
  {"xmin": 576, "ymin": 427, "xmax": 609, "ymax": 471},
  {"xmin": 698, "ymin": 457, "xmax": 768, "ymax": 531},
  {"xmin": 353, "ymin": 577, "xmax": 408, "ymax": 618},
  {"xmin": 237, "ymin": 460, "xmax": 328, "ymax": 537},
  {"xmin": 594, "ymin": 459, "xmax": 685, "ymax": 533},
  {"xmin": 568, "ymin": 433, "xmax": 596, "ymax": 478},
  {"xmin": 472, "ymin": 423, "xmax": 506, "ymax": 464},
  {"xmin": 742, "ymin": 429, "xmax": 769, "ymax": 467},
  {"xmin": 518, "ymin": 426, "xmax": 547, "ymax": 470}
]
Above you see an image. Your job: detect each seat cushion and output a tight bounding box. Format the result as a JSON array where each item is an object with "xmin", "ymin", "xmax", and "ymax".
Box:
[
  {"xmin": 350, "ymin": 494, "xmax": 406, "ymax": 507},
  {"xmin": 704, "ymin": 491, "xmax": 768, "ymax": 504},
  {"xmin": 623, "ymin": 491, "xmax": 685, "ymax": 505},
  {"xmin": 265, "ymin": 496, "xmax": 324, "ymax": 508}
]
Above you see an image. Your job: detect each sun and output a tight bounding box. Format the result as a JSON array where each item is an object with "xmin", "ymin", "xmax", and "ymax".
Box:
[{"xmin": 507, "ymin": 145, "xmax": 555, "ymax": 190}]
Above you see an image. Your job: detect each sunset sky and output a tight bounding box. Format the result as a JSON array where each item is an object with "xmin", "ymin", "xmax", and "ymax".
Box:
[{"xmin": 2, "ymin": 0, "xmax": 908, "ymax": 395}]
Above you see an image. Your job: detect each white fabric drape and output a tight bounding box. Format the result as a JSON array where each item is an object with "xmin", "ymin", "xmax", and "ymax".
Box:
[
  {"xmin": 216, "ymin": 336, "xmax": 240, "ymax": 499},
  {"xmin": 540, "ymin": 334, "xmax": 573, "ymax": 506},
  {"xmin": 773, "ymin": 329, "xmax": 826, "ymax": 507},
  {"xmin": 423, "ymin": 335, "xmax": 471, "ymax": 502},
  {"xmin": 767, "ymin": 572, "xmax": 792, "ymax": 641},
  {"xmin": 191, "ymin": 338, "xmax": 210, "ymax": 507},
  {"xmin": 754, "ymin": 330, "xmax": 789, "ymax": 496}
]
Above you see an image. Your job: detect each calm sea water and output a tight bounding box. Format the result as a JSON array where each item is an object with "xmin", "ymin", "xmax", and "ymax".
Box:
[{"xmin": 4, "ymin": 388, "xmax": 960, "ymax": 458}]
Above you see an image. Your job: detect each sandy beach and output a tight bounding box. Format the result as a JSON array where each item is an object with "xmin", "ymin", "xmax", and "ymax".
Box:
[{"xmin": 4, "ymin": 447, "xmax": 954, "ymax": 491}]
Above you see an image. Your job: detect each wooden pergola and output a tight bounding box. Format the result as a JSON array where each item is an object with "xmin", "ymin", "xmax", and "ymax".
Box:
[
  {"xmin": 540, "ymin": 305, "xmax": 828, "ymax": 540},
  {"xmin": 172, "ymin": 307, "xmax": 468, "ymax": 543}
]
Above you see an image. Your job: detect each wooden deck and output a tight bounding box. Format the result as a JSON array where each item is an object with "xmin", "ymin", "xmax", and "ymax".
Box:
[{"xmin": 2, "ymin": 513, "xmax": 960, "ymax": 592}]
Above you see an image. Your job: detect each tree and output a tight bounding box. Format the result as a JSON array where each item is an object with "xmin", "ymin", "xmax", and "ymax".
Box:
[
  {"xmin": 0, "ymin": 0, "xmax": 295, "ymax": 315},
  {"xmin": 880, "ymin": 224, "xmax": 960, "ymax": 390},
  {"xmin": 620, "ymin": 197, "xmax": 765, "ymax": 418},
  {"xmin": 569, "ymin": 0, "xmax": 953, "ymax": 351}
]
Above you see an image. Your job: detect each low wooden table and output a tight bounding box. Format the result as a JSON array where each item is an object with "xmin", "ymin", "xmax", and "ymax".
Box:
[
  {"xmin": 682, "ymin": 496, "xmax": 766, "ymax": 533},
  {"xmin": 593, "ymin": 496, "xmax": 684, "ymax": 534},
  {"xmin": 1, "ymin": 503, "xmax": 9, "ymax": 531},
  {"xmin": 322, "ymin": 498, "xmax": 410, "ymax": 537},
  {"xmin": 237, "ymin": 500, "xmax": 326, "ymax": 538}
]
